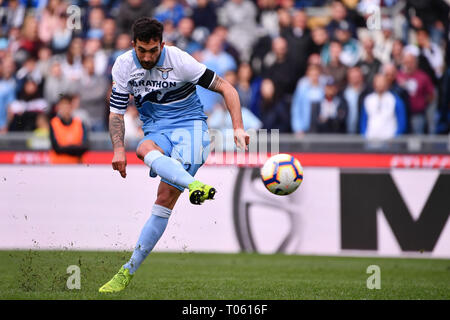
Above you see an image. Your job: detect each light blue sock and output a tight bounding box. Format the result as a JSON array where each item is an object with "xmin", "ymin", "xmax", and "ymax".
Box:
[
  {"xmin": 123, "ymin": 204, "xmax": 171, "ymax": 274},
  {"xmin": 144, "ymin": 150, "xmax": 195, "ymax": 188}
]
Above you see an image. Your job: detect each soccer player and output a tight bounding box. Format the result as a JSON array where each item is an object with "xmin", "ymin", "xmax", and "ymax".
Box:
[{"xmin": 99, "ymin": 18, "xmax": 249, "ymax": 293}]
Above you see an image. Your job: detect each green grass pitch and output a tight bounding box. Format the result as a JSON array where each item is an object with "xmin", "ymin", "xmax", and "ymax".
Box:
[{"xmin": 0, "ymin": 250, "xmax": 449, "ymax": 299}]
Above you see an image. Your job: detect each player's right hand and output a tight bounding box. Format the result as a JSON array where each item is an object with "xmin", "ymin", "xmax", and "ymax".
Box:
[
  {"xmin": 234, "ymin": 128, "xmax": 250, "ymax": 151},
  {"xmin": 112, "ymin": 148, "xmax": 127, "ymax": 178}
]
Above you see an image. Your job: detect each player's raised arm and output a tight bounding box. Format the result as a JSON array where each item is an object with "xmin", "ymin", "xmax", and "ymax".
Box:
[
  {"xmin": 109, "ymin": 112, "xmax": 127, "ymax": 178},
  {"xmin": 203, "ymin": 71, "xmax": 250, "ymax": 150}
]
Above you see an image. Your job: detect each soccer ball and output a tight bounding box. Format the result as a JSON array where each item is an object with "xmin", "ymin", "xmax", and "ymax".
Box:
[{"xmin": 260, "ymin": 153, "xmax": 303, "ymax": 195}]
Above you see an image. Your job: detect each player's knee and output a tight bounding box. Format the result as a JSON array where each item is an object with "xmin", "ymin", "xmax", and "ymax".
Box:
[{"xmin": 136, "ymin": 140, "xmax": 158, "ymax": 160}]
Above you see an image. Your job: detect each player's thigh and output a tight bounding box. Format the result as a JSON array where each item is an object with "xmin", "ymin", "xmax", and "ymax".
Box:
[
  {"xmin": 155, "ymin": 180, "xmax": 182, "ymax": 210},
  {"xmin": 170, "ymin": 127, "xmax": 210, "ymax": 173},
  {"xmin": 136, "ymin": 134, "xmax": 170, "ymax": 160}
]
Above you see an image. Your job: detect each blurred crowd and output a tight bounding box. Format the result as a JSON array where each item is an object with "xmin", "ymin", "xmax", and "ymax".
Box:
[{"xmin": 0, "ymin": 0, "xmax": 449, "ymax": 144}]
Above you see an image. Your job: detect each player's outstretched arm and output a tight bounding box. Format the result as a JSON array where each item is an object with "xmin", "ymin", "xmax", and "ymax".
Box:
[
  {"xmin": 208, "ymin": 75, "xmax": 250, "ymax": 150},
  {"xmin": 109, "ymin": 112, "xmax": 127, "ymax": 178}
]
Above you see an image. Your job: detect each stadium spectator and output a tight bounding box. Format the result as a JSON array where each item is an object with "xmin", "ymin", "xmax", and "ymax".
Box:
[
  {"xmin": 38, "ymin": 0, "xmax": 67, "ymax": 45},
  {"xmin": 116, "ymin": 0, "xmax": 155, "ymax": 35},
  {"xmin": 404, "ymin": 0, "xmax": 449, "ymax": 45},
  {"xmin": 307, "ymin": 52, "xmax": 322, "ymax": 67},
  {"xmin": 175, "ymin": 17, "xmax": 202, "ymax": 55},
  {"xmin": 278, "ymin": 0, "xmax": 295, "ymax": 12},
  {"xmin": 15, "ymin": 15, "xmax": 41, "ymax": 64},
  {"xmin": 220, "ymin": 0, "xmax": 258, "ymax": 61},
  {"xmin": 372, "ymin": 18, "xmax": 395, "ymax": 64},
  {"xmin": 35, "ymin": 45, "xmax": 53, "ymax": 78},
  {"xmin": 192, "ymin": 0, "xmax": 217, "ymax": 33},
  {"xmin": 43, "ymin": 60, "xmax": 78, "ymax": 107},
  {"xmin": 161, "ymin": 19, "xmax": 178, "ymax": 45},
  {"xmin": 235, "ymin": 62, "xmax": 259, "ymax": 113},
  {"xmin": 8, "ymin": 77, "xmax": 48, "ymax": 131},
  {"xmin": 0, "ymin": 0, "xmax": 25, "ymax": 35},
  {"xmin": 262, "ymin": 37, "xmax": 296, "ymax": 99},
  {"xmin": 396, "ymin": 46, "xmax": 434, "ymax": 134},
  {"xmin": 59, "ymin": 37, "xmax": 84, "ymax": 81},
  {"xmin": 291, "ymin": 64, "xmax": 325, "ymax": 134},
  {"xmin": 0, "ymin": 37, "xmax": 9, "ymax": 61},
  {"xmin": 322, "ymin": 40, "xmax": 348, "ymax": 92},
  {"xmin": 284, "ymin": 10, "xmax": 313, "ymax": 81},
  {"xmin": 360, "ymin": 74, "xmax": 407, "ymax": 140},
  {"xmin": 26, "ymin": 112, "xmax": 50, "ymax": 149},
  {"xmin": 383, "ymin": 62, "xmax": 411, "ymax": 133},
  {"xmin": 200, "ymin": 33, "xmax": 237, "ymax": 77},
  {"xmin": 310, "ymin": 26, "xmax": 329, "ymax": 56},
  {"xmin": 333, "ymin": 20, "xmax": 360, "ymax": 67},
  {"xmin": 391, "ymin": 39, "xmax": 404, "ymax": 70},
  {"xmin": 415, "ymin": 30, "xmax": 443, "ymax": 134},
  {"xmin": 256, "ymin": 0, "xmax": 279, "ymax": 37},
  {"xmin": 109, "ymin": 33, "xmax": 132, "ymax": 65},
  {"xmin": 257, "ymin": 78, "xmax": 291, "ymax": 132},
  {"xmin": 416, "ymin": 28, "xmax": 444, "ymax": 81},
  {"xmin": 277, "ymin": 7, "xmax": 292, "ymax": 37},
  {"xmin": 343, "ymin": 66, "xmax": 365, "ymax": 134},
  {"xmin": 154, "ymin": 0, "xmax": 186, "ymax": 27},
  {"xmin": 49, "ymin": 12, "xmax": 72, "ymax": 54},
  {"xmin": 75, "ymin": 54, "xmax": 109, "ymax": 132},
  {"xmin": 0, "ymin": 56, "xmax": 16, "ymax": 134},
  {"xmin": 49, "ymin": 95, "xmax": 88, "ymax": 164},
  {"xmin": 85, "ymin": 6, "xmax": 105, "ymax": 40},
  {"xmin": 309, "ymin": 77, "xmax": 348, "ymax": 133},
  {"xmin": 212, "ymin": 25, "xmax": 241, "ymax": 66},
  {"xmin": 15, "ymin": 56, "xmax": 42, "ymax": 95},
  {"xmin": 437, "ymin": 67, "xmax": 450, "ymax": 133},
  {"xmin": 197, "ymin": 33, "xmax": 237, "ymax": 114},
  {"xmin": 101, "ymin": 18, "xmax": 117, "ymax": 54},
  {"xmin": 84, "ymin": 36, "xmax": 108, "ymax": 76},
  {"xmin": 326, "ymin": 0, "xmax": 356, "ymax": 39},
  {"xmin": 356, "ymin": 37, "xmax": 381, "ymax": 85},
  {"xmin": 208, "ymin": 70, "xmax": 262, "ymax": 132}
]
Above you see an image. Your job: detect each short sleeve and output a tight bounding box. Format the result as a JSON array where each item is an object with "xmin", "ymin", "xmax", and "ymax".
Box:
[
  {"xmin": 179, "ymin": 50, "xmax": 207, "ymax": 84},
  {"xmin": 110, "ymin": 59, "xmax": 130, "ymax": 114}
]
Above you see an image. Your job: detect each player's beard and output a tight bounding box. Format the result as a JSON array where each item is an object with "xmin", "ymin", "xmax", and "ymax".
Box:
[
  {"xmin": 141, "ymin": 61, "xmax": 155, "ymax": 70},
  {"xmin": 140, "ymin": 52, "xmax": 161, "ymax": 70}
]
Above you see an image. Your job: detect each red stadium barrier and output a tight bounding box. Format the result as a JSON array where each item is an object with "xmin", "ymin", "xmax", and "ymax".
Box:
[{"xmin": 0, "ymin": 151, "xmax": 449, "ymax": 169}]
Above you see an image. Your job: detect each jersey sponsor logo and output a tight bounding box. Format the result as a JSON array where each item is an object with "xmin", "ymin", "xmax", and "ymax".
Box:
[
  {"xmin": 156, "ymin": 67, "xmax": 174, "ymax": 80},
  {"xmin": 130, "ymin": 79, "xmax": 177, "ymax": 89}
]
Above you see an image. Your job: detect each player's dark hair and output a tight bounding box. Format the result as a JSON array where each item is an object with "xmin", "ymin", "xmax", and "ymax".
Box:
[{"xmin": 132, "ymin": 17, "xmax": 164, "ymax": 43}]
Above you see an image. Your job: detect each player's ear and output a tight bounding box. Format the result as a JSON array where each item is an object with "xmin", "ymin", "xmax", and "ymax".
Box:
[{"xmin": 160, "ymin": 41, "xmax": 165, "ymax": 50}]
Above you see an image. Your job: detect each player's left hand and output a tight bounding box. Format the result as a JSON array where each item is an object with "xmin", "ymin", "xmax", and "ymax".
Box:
[{"xmin": 234, "ymin": 128, "xmax": 250, "ymax": 151}]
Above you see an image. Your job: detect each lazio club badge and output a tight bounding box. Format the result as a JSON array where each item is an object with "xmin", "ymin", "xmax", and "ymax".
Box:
[{"xmin": 157, "ymin": 67, "xmax": 173, "ymax": 80}]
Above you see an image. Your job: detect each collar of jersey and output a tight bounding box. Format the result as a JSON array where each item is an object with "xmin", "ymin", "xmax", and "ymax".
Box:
[{"xmin": 132, "ymin": 47, "xmax": 166, "ymax": 70}]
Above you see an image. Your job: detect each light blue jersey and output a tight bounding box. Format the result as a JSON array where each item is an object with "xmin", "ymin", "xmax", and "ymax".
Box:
[
  {"xmin": 110, "ymin": 46, "xmax": 209, "ymax": 131},
  {"xmin": 110, "ymin": 45, "xmax": 213, "ymax": 191}
]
